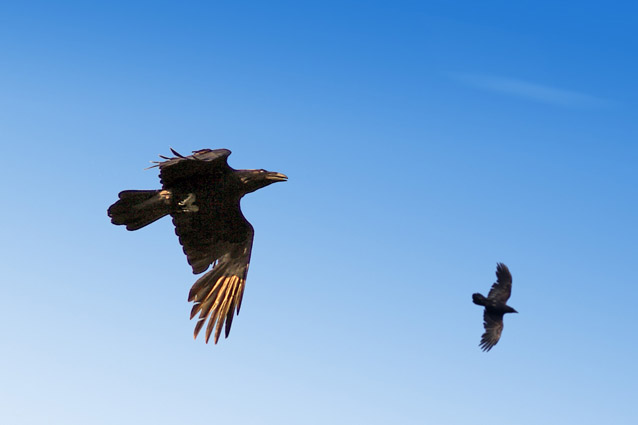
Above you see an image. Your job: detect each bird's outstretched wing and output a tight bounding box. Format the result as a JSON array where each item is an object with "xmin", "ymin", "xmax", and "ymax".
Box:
[
  {"xmin": 487, "ymin": 262, "xmax": 512, "ymax": 302},
  {"xmin": 480, "ymin": 310, "xmax": 504, "ymax": 352},
  {"xmin": 152, "ymin": 148, "xmax": 254, "ymax": 343},
  {"xmin": 171, "ymin": 187, "xmax": 255, "ymax": 343},
  {"xmin": 152, "ymin": 148, "xmax": 232, "ymax": 187},
  {"xmin": 187, "ymin": 228, "xmax": 253, "ymax": 344}
]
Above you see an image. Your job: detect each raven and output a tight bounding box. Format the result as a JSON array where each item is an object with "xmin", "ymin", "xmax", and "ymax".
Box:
[
  {"xmin": 472, "ymin": 263, "xmax": 518, "ymax": 352},
  {"xmin": 108, "ymin": 148, "xmax": 287, "ymax": 344}
]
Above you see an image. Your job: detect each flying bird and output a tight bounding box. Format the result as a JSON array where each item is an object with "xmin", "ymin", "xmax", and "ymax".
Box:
[
  {"xmin": 472, "ymin": 263, "xmax": 518, "ymax": 352},
  {"xmin": 108, "ymin": 148, "xmax": 287, "ymax": 344}
]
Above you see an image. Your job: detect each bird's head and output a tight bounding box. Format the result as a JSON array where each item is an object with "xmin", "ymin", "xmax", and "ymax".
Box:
[{"xmin": 237, "ymin": 169, "xmax": 288, "ymax": 194}]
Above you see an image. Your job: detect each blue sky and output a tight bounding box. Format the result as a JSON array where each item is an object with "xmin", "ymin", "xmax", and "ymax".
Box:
[{"xmin": 1, "ymin": 1, "xmax": 637, "ymax": 424}]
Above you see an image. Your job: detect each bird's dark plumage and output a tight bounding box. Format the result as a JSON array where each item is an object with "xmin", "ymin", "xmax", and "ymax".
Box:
[
  {"xmin": 108, "ymin": 148, "xmax": 287, "ymax": 344},
  {"xmin": 472, "ymin": 263, "xmax": 518, "ymax": 352}
]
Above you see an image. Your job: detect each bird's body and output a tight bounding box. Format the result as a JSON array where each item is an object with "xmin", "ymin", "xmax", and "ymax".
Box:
[
  {"xmin": 472, "ymin": 263, "xmax": 518, "ymax": 352},
  {"xmin": 108, "ymin": 148, "xmax": 287, "ymax": 344}
]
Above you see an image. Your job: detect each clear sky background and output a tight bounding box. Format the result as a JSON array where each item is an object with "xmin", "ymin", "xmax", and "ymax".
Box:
[{"xmin": 1, "ymin": 1, "xmax": 637, "ymax": 424}]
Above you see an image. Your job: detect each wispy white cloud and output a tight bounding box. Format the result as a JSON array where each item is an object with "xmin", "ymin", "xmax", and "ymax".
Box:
[{"xmin": 452, "ymin": 73, "xmax": 610, "ymax": 108}]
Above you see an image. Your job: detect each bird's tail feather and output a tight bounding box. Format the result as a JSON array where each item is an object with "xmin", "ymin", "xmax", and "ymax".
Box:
[
  {"xmin": 108, "ymin": 190, "xmax": 171, "ymax": 231},
  {"xmin": 472, "ymin": 293, "xmax": 488, "ymax": 306}
]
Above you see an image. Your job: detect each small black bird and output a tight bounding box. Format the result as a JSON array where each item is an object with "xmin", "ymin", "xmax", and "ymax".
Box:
[
  {"xmin": 472, "ymin": 263, "xmax": 518, "ymax": 352},
  {"xmin": 108, "ymin": 148, "xmax": 287, "ymax": 344}
]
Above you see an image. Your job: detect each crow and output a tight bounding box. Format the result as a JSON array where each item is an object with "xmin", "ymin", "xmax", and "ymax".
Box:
[
  {"xmin": 108, "ymin": 148, "xmax": 287, "ymax": 344},
  {"xmin": 472, "ymin": 263, "xmax": 518, "ymax": 352}
]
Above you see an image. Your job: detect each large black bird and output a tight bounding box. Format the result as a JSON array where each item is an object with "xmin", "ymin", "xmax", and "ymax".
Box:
[
  {"xmin": 108, "ymin": 148, "xmax": 287, "ymax": 344},
  {"xmin": 472, "ymin": 263, "xmax": 518, "ymax": 352}
]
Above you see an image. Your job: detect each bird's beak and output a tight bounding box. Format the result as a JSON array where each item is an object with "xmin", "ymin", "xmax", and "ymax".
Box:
[
  {"xmin": 266, "ymin": 172, "xmax": 288, "ymax": 182},
  {"xmin": 513, "ymin": 309, "xmax": 519, "ymax": 313}
]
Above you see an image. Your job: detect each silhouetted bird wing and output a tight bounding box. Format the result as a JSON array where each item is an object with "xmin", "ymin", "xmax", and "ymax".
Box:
[
  {"xmin": 187, "ymin": 225, "xmax": 253, "ymax": 344},
  {"xmin": 487, "ymin": 262, "xmax": 513, "ymax": 302},
  {"xmin": 480, "ymin": 310, "xmax": 504, "ymax": 352},
  {"xmin": 174, "ymin": 202, "xmax": 254, "ymax": 343},
  {"xmin": 154, "ymin": 148, "xmax": 232, "ymax": 186},
  {"xmin": 153, "ymin": 149, "xmax": 253, "ymax": 343}
]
